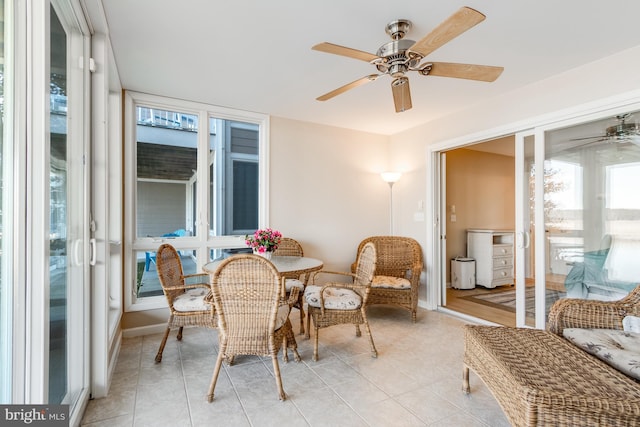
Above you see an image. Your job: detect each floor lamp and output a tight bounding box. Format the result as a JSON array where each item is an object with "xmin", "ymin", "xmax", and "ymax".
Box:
[{"xmin": 381, "ymin": 172, "xmax": 401, "ymax": 235}]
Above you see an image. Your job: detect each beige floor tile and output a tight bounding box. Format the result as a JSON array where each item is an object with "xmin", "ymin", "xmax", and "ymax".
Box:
[{"xmin": 83, "ymin": 309, "xmax": 512, "ymax": 426}]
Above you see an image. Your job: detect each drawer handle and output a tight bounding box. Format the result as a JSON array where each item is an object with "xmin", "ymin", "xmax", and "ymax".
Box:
[
  {"xmin": 500, "ymin": 259, "xmax": 507, "ymax": 265},
  {"xmin": 501, "ymin": 249, "xmax": 507, "ymax": 254},
  {"xmin": 501, "ymin": 271, "xmax": 507, "ymax": 276}
]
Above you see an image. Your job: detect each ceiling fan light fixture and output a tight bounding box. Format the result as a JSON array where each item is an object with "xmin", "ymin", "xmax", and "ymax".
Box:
[{"xmin": 606, "ymin": 122, "xmax": 640, "ymax": 139}]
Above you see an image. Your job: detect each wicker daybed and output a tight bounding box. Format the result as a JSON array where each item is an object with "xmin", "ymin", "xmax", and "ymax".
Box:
[{"xmin": 464, "ymin": 286, "xmax": 640, "ymax": 426}]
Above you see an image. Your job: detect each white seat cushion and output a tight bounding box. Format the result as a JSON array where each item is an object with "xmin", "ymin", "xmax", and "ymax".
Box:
[
  {"xmin": 285, "ymin": 278, "xmax": 304, "ymax": 292},
  {"xmin": 372, "ymin": 275, "xmax": 411, "ymax": 289},
  {"xmin": 173, "ymin": 287, "xmax": 210, "ymax": 312},
  {"xmin": 563, "ymin": 328, "xmax": 640, "ymax": 380},
  {"xmin": 304, "ymin": 285, "xmax": 362, "ymax": 310}
]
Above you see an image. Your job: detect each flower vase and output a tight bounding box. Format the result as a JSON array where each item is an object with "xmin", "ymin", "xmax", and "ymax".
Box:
[{"xmin": 254, "ymin": 250, "xmax": 273, "ymax": 260}]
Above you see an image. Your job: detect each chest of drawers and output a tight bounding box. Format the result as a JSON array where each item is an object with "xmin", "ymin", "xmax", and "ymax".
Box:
[{"xmin": 466, "ymin": 229, "xmax": 514, "ymax": 288}]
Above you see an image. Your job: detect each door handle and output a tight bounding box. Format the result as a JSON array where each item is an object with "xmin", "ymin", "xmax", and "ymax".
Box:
[
  {"xmin": 73, "ymin": 239, "xmax": 83, "ymax": 266},
  {"xmin": 517, "ymin": 231, "xmax": 531, "ymax": 249},
  {"xmin": 89, "ymin": 238, "xmax": 97, "ymax": 266}
]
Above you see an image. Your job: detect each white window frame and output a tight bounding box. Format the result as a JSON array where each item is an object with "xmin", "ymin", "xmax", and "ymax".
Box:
[{"xmin": 123, "ymin": 91, "xmax": 269, "ymax": 312}]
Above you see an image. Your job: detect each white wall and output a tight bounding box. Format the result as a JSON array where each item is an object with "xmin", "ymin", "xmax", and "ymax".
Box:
[
  {"xmin": 269, "ymin": 117, "xmax": 391, "ymax": 271},
  {"xmin": 390, "ymin": 44, "xmax": 640, "ymax": 307}
]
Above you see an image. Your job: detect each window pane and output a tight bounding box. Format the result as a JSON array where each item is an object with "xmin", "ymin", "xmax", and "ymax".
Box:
[
  {"xmin": 209, "ymin": 118, "xmax": 259, "ymax": 237},
  {"xmin": 135, "ymin": 249, "xmax": 199, "ymax": 298},
  {"xmin": 136, "ymin": 106, "xmax": 198, "ymax": 238},
  {"xmin": 49, "ymin": 6, "xmax": 68, "ymax": 404}
]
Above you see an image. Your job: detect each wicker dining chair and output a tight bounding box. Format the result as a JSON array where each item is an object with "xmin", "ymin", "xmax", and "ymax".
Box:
[
  {"xmin": 351, "ymin": 236, "xmax": 423, "ymax": 322},
  {"xmin": 207, "ymin": 254, "xmax": 300, "ymax": 402},
  {"xmin": 273, "ymin": 237, "xmax": 307, "ymax": 334},
  {"xmin": 304, "ymin": 242, "xmax": 377, "ymax": 361},
  {"xmin": 154, "ymin": 243, "xmax": 217, "ymax": 363}
]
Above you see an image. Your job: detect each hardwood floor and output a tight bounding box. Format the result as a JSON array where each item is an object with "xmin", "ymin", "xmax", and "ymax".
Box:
[
  {"xmin": 445, "ymin": 285, "xmax": 517, "ymax": 326},
  {"xmin": 443, "ymin": 274, "xmax": 567, "ymax": 327}
]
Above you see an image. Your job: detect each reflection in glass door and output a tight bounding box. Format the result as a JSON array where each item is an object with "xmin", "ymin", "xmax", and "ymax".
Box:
[{"xmin": 544, "ymin": 112, "xmax": 640, "ymax": 304}]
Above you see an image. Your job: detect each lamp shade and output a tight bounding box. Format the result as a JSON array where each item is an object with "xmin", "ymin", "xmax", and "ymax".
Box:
[{"xmin": 381, "ymin": 172, "xmax": 402, "ymax": 183}]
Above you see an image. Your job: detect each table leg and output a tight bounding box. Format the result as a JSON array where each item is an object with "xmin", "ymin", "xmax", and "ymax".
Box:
[{"xmin": 463, "ymin": 365, "xmax": 470, "ymax": 394}]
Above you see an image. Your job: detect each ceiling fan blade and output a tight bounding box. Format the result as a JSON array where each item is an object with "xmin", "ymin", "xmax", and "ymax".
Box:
[
  {"xmin": 312, "ymin": 42, "xmax": 380, "ymax": 62},
  {"xmin": 391, "ymin": 77, "xmax": 412, "ymax": 113},
  {"xmin": 427, "ymin": 62, "xmax": 504, "ymax": 82},
  {"xmin": 409, "ymin": 6, "xmax": 485, "ymax": 57},
  {"xmin": 316, "ymin": 75, "xmax": 380, "ymax": 101},
  {"xmin": 569, "ymin": 135, "xmax": 606, "ymax": 141}
]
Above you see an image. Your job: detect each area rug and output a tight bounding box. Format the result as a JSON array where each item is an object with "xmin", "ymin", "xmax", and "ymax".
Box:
[{"xmin": 461, "ymin": 287, "xmax": 565, "ymax": 317}]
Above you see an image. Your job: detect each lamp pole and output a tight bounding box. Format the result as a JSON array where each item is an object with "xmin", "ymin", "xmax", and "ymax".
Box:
[{"xmin": 381, "ymin": 172, "xmax": 401, "ymax": 235}]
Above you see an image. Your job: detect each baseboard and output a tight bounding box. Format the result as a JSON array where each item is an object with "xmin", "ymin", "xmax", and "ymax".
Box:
[
  {"xmin": 122, "ymin": 323, "xmax": 166, "ymax": 338},
  {"xmin": 438, "ymin": 306, "xmax": 500, "ymax": 326}
]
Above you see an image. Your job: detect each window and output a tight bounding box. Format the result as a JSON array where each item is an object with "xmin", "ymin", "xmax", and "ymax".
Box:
[{"xmin": 124, "ymin": 92, "xmax": 269, "ymax": 310}]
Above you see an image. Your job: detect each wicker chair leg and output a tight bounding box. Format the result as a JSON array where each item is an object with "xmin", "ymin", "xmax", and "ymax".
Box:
[
  {"xmin": 361, "ymin": 319, "xmax": 377, "ymax": 358},
  {"xmin": 281, "ymin": 335, "xmax": 289, "ymax": 363},
  {"xmin": 313, "ymin": 326, "xmax": 320, "ymax": 361},
  {"xmin": 462, "ymin": 365, "xmax": 470, "ymax": 394},
  {"xmin": 176, "ymin": 326, "xmax": 184, "ymax": 341},
  {"xmin": 298, "ymin": 303, "xmax": 305, "ymax": 335},
  {"xmin": 305, "ymin": 311, "xmax": 311, "ymax": 340},
  {"xmin": 155, "ymin": 327, "xmax": 171, "ymax": 363},
  {"xmin": 355, "ymin": 324, "xmax": 361, "ymax": 337},
  {"xmin": 207, "ymin": 347, "xmax": 225, "ymax": 403},
  {"xmin": 411, "ymin": 310, "xmax": 417, "ymax": 323},
  {"xmin": 271, "ymin": 354, "xmax": 286, "ymax": 401}
]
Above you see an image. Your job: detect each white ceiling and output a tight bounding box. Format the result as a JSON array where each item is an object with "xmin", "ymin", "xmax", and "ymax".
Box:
[{"xmin": 101, "ymin": 1, "xmax": 640, "ymax": 136}]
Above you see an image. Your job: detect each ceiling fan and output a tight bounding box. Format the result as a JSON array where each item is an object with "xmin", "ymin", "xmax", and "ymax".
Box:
[
  {"xmin": 569, "ymin": 114, "xmax": 640, "ymax": 148},
  {"xmin": 312, "ymin": 6, "xmax": 504, "ymax": 113}
]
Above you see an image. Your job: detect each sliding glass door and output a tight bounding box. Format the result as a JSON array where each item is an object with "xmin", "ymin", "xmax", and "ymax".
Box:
[
  {"xmin": 514, "ymin": 109, "xmax": 640, "ymax": 328},
  {"xmin": 46, "ymin": 1, "xmax": 90, "ymax": 418}
]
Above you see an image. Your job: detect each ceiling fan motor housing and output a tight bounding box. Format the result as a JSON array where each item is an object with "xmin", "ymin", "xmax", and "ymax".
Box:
[{"xmin": 376, "ymin": 39, "xmax": 421, "ymax": 77}]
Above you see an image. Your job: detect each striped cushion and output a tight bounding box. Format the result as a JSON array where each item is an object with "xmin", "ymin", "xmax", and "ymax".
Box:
[
  {"xmin": 285, "ymin": 278, "xmax": 304, "ymax": 291},
  {"xmin": 372, "ymin": 275, "xmax": 411, "ymax": 289}
]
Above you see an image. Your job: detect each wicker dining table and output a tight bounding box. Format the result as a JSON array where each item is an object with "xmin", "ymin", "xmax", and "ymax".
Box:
[{"xmin": 202, "ymin": 255, "xmax": 324, "ymax": 297}]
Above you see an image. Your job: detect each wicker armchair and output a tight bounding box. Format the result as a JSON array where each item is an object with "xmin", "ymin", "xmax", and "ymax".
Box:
[
  {"xmin": 351, "ymin": 236, "xmax": 423, "ymax": 322},
  {"xmin": 548, "ymin": 285, "xmax": 640, "ymax": 336},
  {"xmin": 305, "ymin": 242, "xmax": 377, "ymax": 361},
  {"xmin": 154, "ymin": 244, "xmax": 217, "ymax": 363},
  {"xmin": 273, "ymin": 237, "xmax": 306, "ymax": 334},
  {"xmin": 207, "ymin": 254, "xmax": 300, "ymax": 402}
]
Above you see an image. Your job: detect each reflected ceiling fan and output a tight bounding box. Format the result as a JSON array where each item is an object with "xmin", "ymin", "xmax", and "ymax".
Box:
[
  {"xmin": 312, "ymin": 6, "xmax": 504, "ymax": 113},
  {"xmin": 570, "ymin": 114, "xmax": 640, "ymax": 148}
]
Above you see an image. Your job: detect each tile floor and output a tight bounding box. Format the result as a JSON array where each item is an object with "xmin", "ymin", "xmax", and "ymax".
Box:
[{"xmin": 81, "ymin": 307, "xmax": 509, "ymax": 426}]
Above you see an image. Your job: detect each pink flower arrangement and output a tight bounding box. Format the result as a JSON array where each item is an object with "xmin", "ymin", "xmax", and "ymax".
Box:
[{"xmin": 245, "ymin": 228, "xmax": 282, "ymax": 253}]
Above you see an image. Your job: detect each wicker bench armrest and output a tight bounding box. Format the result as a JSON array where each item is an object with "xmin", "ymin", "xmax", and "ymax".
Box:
[{"xmin": 547, "ymin": 285, "xmax": 640, "ymax": 335}]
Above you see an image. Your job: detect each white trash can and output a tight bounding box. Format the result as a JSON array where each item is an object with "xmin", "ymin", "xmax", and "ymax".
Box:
[{"xmin": 451, "ymin": 257, "xmax": 476, "ymax": 290}]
